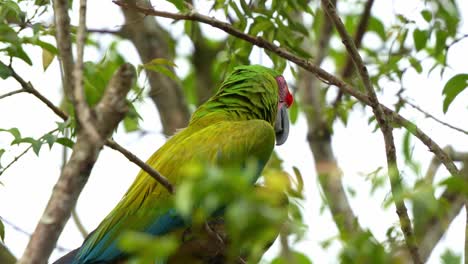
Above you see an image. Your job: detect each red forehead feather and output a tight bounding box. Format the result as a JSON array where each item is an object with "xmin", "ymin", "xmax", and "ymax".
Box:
[{"xmin": 275, "ymin": 75, "xmax": 293, "ymax": 108}]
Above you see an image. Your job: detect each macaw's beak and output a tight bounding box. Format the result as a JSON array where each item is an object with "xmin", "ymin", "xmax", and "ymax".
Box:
[{"xmin": 274, "ymin": 105, "xmax": 289, "ymax": 146}]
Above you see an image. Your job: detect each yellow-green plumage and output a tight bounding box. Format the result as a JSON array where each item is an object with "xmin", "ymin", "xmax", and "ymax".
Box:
[{"xmin": 65, "ymin": 65, "xmax": 287, "ymax": 264}]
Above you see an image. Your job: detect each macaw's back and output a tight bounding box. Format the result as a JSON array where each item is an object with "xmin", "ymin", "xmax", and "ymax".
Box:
[{"xmin": 54, "ymin": 65, "xmax": 293, "ymax": 264}]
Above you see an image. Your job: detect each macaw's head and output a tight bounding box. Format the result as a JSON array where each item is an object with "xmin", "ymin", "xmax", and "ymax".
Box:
[{"xmin": 193, "ymin": 65, "xmax": 293, "ymax": 145}]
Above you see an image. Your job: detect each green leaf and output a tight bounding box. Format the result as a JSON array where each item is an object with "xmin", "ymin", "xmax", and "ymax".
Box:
[
  {"xmin": 402, "ymin": 130, "xmax": 411, "ymax": 162},
  {"xmin": 0, "ymin": 128, "xmax": 21, "ymax": 142},
  {"xmin": 413, "ymin": 29, "xmax": 428, "ymax": 51},
  {"xmin": 6, "ymin": 45, "xmax": 33, "ymax": 65},
  {"xmin": 141, "ymin": 58, "xmax": 178, "ymax": 81},
  {"xmin": 42, "ymin": 133, "xmax": 57, "ymax": 149},
  {"xmin": 166, "ymin": 0, "xmax": 187, "ymax": 11},
  {"xmin": 0, "ymin": 219, "xmax": 4, "ymax": 241},
  {"xmin": 442, "ymin": 74, "xmax": 468, "ymax": 113},
  {"xmin": 0, "ymin": 149, "xmax": 5, "ymax": 169},
  {"xmin": 289, "ymin": 97, "xmax": 298, "ymax": 124},
  {"xmin": 368, "ymin": 16, "xmax": 386, "ymax": 40},
  {"xmin": 56, "ymin": 137, "xmax": 75, "ymax": 148},
  {"xmin": 11, "ymin": 137, "xmax": 42, "ymax": 155},
  {"xmin": 42, "ymin": 48, "xmax": 55, "ymax": 71},
  {"xmin": 271, "ymin": 251, "xmax": 312, "ymax": 264},
  {"xmin": 441, "ymin": 249, "xmax": 461, "ymax": 264},
  {"xmin": 249, "ymin": 16, "xmax": 273, "ymax": 36},
  {"xmin": 421, "ymin": 10, "xmax": 432, "ymax": 22},
  {"xmin": 0, "ymin": 61, "xmax": 12, "ymax": 79},
  {"xmin": 409, "ymin": 57, "xmax": 422, "ymax": 73},
  {"xmin": 123, "ymin": 115, "xmax": 139, "ymax": 133}
]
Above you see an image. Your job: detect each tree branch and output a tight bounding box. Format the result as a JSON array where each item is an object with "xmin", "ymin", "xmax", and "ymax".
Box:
[
  {"xmin": 72, "ymin": 0, "xmax": 101, "ymax": 144},
  {"xmin": 8, "ymin": 65, "xmax": 174, "ymax": 193},
  {"xmin": 18, "ymin": 63, "xmax": 135, "ymax": 264},
  {"xmin": 111, "ymin": 1, "xmax": 460, "ymax": 187},
  {"xmin": 0, "ymin": 89, "xmax": 25, "ymax": 100},
  {"xmin": 321, "ymin": 0, "xmax": 421, "ymax": 263},
  {"xmin": 52, "ymin": 0, "xmax": 75, "ymax": 103},
  {"xmin": 404, "ymin": 99, "xmax": 468, "ymax": 136},
  {"xmin": 119, "ymin": 1, "xmax": 190, "ymax": 135},
  {"xmin": 297, "ymin": 0, "xmax": 364, "ymax": 238}
]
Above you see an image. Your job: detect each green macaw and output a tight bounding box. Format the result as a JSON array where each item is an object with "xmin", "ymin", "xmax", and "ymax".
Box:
[{"xmin": 54, "ymin": 64, "xmax": 293, "ymax": 264}]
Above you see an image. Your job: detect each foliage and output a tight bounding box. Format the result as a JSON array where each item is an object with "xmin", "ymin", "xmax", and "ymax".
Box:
[{"xmin": 0, "ymin": 0, "xmax": 467, "ymax": 263}]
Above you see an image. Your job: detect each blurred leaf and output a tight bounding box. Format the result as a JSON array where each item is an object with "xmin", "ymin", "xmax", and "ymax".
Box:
[
  {"xmin": 166, "ymin": 0, "xmax": 187, "ymax": 11},
  {"xmin": 413, "ymin": 29, "xmax": 428, "ymax": 51},
  {"xmin": 42, "ymin": 48, "xmax": 54, "ymax": 71},
  {"xmin": 0, "ymin": 61, "xmax": 12, "ymax": 79},
  {"xmin": 6, "ymin": 45, "xmax": 32, "ymax": 65},
  {"xmin": 368, "ymin": 16, "xmax": 386, "ymax": 40},
  {"xmin": 119, "ymin": 232, "xmax": 178, "ymax": 262},
  {"xmin": 0, "ymin": 128, "xmax": 21, "ymax": 142},
  {"xmin": 0, "ymin": 219, "xmax": 4, "ymax": 241},
  {"xmin": 56, "ymin": 137, "xmax": 74, "ymax": 148},
  {"xmin": 271, "ymin": 251, "xmax": 312, "ymax": 264},
  {"xmin": 441, "ymin": 249, "xmax": 461, "ymax": 264},
  {"xmin": 0, "ymin": 149, "xmax": 5, "ymax": 169},
  {"xmin": 23, "ymin": 37, "xmax": 58, "ymax": 54},
  {"xmin": 421, "ymin": 9, "xmax": 432, "ymax": 22},
  {"xmin": 42, "ymin": 133, "xmax": 56, "ymax": 149},
  {"xmin": 140, "ymin": 58, "xmax": 178, "ymax": 81},
  {"xmin": 289, "ymin": 98, "xmax": 298, "ymax": 124},
  {"xmin": 442, "ymin": 73, "xmax": 468, "ymax": 113},
  {"xmin": 409, "ymin": 57, "xmax": 422, "ymax": 73}
]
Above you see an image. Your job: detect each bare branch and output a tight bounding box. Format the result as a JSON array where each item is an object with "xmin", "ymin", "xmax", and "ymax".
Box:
[
  {"xmin": 105, "ymin": 139, "xmax": 174, "ymax": 193},
  {"xmin": 405, "ymin": 99, "xmax": 468, "ymax": 136},
  {"xmin": 8, "ymin": 65, "xmax": 174, "ymax": 194},
  {"xmin": 0, "ymin": 89, "xmax": 25, "ymax": 100},
  {"xmin": 73, "ymin": 0, "xmax": 101, "ymax": 144},
  {"xmin": 321, "ymin": 0, "xmax": 421, "ymax": 262},
  {"xmin": 52, "ymin": 0, "xmax": 75, "ymax": 103},
  {"xmin": 0, "ymin": 144, "xmax": 32, "ymax": 176},
  {"xmin": 18, "ymin": 63, "xmax": 135, "ymax": 264}
]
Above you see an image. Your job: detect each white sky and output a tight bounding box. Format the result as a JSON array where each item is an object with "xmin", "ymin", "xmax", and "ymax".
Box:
[{"xmin": 1, "ymin": 0, "xmax": 468, "ymax": 263}]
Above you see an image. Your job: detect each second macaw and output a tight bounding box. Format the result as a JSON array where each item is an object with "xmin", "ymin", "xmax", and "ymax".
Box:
[{"xmin": 54, "ymin": 64, "xmax": 293, "ymax": 264}]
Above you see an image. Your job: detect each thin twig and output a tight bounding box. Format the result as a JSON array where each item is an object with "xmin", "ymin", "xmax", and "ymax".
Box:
[
  {"xmin": 424, "ymin": 146, "xmax": 453, "ymax": 183},
  {"xmin": 71, "ymin": 209, "xmax": 88, "ymax": 238},
  {"xmin": 7, "ymin": 64, "xmax": 173, "ymax": 194},
  {"xmin": 0, "ymin": 89, "xmax": 25, "ymax": 100},
  {"xmin": 321, "ymin": 0, "xmax": 421, "ymax": 263},
  {"xmin": 0, "ymin": 216, "xmax": 70, "ymax": 252},
  {"xmin": 0, "ymin": 145, "xmax": 32, "ymax": 176},
  {"xmin": 106, "ymin": 139, "xmax": 174, "ymax": 193},
  {"xmin": 405, "ymin": 99, "xmax": 468, "ymax": 136},
  {"xmin": 73, "ymin": 0, "xmax": 101, "ymax": 144},
  {"xmin": 112, "ymin": 0, "xmax": 460, "ymax": 185}
]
